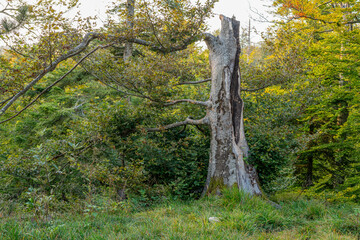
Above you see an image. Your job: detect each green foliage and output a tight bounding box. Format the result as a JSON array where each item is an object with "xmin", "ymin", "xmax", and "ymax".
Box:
[
  {"xmin": 105, "ymin": 107, "xmax": 210, "ymax": 200},
  {"xmin": 0, "ymin": 55, "xmax": 210, "ymax": 204},
  {"xmin": 0, "ymin": 2, "xmax": 29, "ymax": 35},
  {"xmin": 0, "ymin": 67, "xmax": 140, "ymax": 201},
  {"xmin": 0, "ymin": 188, "xmax": 359, "ymax": 239},
  {"xmin": 241, "ymin": 0, "xmax": 360, "ymax": 200},
  {"xmin": 246, "ymin": 125, "xmax": 297, "ymax": 193},
  {"xmin": 242, "ymin": 86, "xmax": 301, "ymax": 193},
  {"xmin": 113, "ymin": 0, "xmax": 217, "ymax": 51}
]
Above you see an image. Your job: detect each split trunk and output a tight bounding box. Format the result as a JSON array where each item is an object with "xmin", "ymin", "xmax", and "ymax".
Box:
[{"xmin": 203, "ymin": 16, "xmax": 262, "ymax": 196}]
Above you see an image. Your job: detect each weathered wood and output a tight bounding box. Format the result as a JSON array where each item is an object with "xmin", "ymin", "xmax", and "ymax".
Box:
[{"xmin": 203, "ymin": 15, "xmax": 262, "ymax": 196}]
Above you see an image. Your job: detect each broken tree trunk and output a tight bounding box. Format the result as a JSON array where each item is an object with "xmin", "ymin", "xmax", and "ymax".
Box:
[{"xmin": 202, "ymin": 15, "xmax": 262, "ymax": 196}]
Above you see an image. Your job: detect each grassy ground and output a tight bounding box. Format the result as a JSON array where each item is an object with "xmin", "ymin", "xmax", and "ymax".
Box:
[{"xmin": 0, "ymin": 189, "xmax": 359, "ymax": 239}]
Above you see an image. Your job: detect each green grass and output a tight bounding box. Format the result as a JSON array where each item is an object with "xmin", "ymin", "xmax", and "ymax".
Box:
[{"xmin": 0, "ymin": 189, "xmax": 359, "ymax": 239}]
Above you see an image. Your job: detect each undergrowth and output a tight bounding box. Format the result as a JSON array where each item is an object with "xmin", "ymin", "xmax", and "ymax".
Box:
[{"xmin": 0, "ymin": 188, "xmax": 359, "ymax": 239}]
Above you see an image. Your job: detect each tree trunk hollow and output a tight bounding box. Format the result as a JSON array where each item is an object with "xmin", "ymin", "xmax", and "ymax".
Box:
[{"xmin": 203, "ymin": 15, "xmax": 262, "ymax": 196}]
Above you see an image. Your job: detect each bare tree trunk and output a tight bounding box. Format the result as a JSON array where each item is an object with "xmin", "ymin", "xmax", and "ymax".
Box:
[
  {"xmin": 203, "ymin": 15, "xmax": 262, "ymax": 196},
  {"xmin": 124, "ymin": 0, "xmax": 135, "ymax": 62}
]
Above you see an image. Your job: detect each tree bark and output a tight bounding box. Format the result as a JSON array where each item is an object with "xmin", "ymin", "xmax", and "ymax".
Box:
[
  {"xmin": 123, "ymin": 0, "xmax": 135, "ymax": 62},
  {"xmin": 202, "ymin": 15, "xmax": 262, "ymax": 196}
]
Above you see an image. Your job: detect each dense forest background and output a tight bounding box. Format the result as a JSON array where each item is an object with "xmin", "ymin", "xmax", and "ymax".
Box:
[{"xmin": 0, "ymin": 0, "xmax": 359, "ymax": 227}]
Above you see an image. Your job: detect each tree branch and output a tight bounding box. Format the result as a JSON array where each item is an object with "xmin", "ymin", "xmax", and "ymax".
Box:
[
  {"xmin": 0, "ymin": 4, "xmax": 28, "ymax": 35},
  {"xmin": 0, "ymin": 95, "xmax": 14, "ymax": 107},
  {"xmin": 81, "ymin": 64, "xmax": 156, "ymax": 101},
  {"xmin": 202, "ymin": 32, "xmax": 218, "ymax": 50},
  {"xmin": 143, "ymin": 2, "xmax": 165, "ymax": 50},
  {"xmin": 1, "ymin": 20, "xmax": 207, "ymax": 116},
  {"xmin": 3, "ymin": 41, "xmax": 34, "ymax": 59},
  {"xmin": 83, "ymin": 55, "xmax": 161, "ymax": 102},
  {"xmin": 164, "ymin": 99, "xmax": 211, "ymax": 108},
  {"xmin": 195, "ymin": 125, "xmax": 207, "ymax": 134},
  {"xmin": 174, "ymin": 78, "xmax": 211, "ymax": 86},
  {"xmin": 0, "ymin": 32, "xmax": 101, "ymax": 116},
  {"xmin": 285, "ymin": 11, "xmax": 360, "ymax": 26},
  {"xmin": 147, "ymin": 116, "xmax": 209, "ymax": 132},
  {"xmin": 0, "ymin": 43, "xmax": 112, "ymax": 124},
  {"xmin": 131, "ymin": 35, "xmax": 197, "ymax": 53}
]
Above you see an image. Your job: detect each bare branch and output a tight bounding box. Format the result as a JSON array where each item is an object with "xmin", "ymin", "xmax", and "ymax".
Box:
[
  {"xmin": 178, "ymin": 125, "xmax": 187, "ymax": 134},
  {"xmin": 174, "ymin": 78, "xmax": 211, "ymax": 86},
  {"xmin": 195, "ymin": 125, "xmax": 207, "ymax": 134},
  {"xmin": 249, "ymin": 6, "xmax": 275, "ymax": 24},
  {"xmin": 80, "ymin": 64, "xmax": 156, "ymax": 101},
  {"xmin": 82, "ymin": 56, "xmax": 161, "ymax": 102},
  {"xmin": 314, "ymin": 29, "xmax": 335, "ymax": 34},
  {"xmin": 0, "ymin": 95, "xmax": 14, "ymax": 107},
  {"xmin": 143, "ymin": 2, "xmax": 165, "ymax": 50},
  {"xmin": 0, "ymin": 43, "xmax": 112, "ymax": 124},
  {"xmin": 0, "ymin": 32, "xmax": 101, "ymax": 116},
  {"xmin": 86, "ymin": 65, "xmax": 209, "ymax": 106},
  {"xmin": 164, "ymin": 99, "xmax": 211, "ymax": 108},
  {"xmin": 289, "ymin": 15, "xmax": 334, "ymax": 24},
  {"xmin": 131, "ymin": 35, "xmax": 197, "ymax": 53},
  {"xmin": 317, "ymin": 1, "xmax": 332, "ymax": 8},
  {"xmin": 147, "ymin": 116, "xmax": 209, "ymax": 132},
  {"xmin": 3, "ymin": 41, "xmax": 34, "ymax": 59}
]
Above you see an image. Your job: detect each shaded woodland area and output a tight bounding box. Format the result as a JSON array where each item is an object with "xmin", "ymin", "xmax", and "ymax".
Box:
[{"xmin": 0, "ymin": 0, "xmax": 359, "ymax": 238}]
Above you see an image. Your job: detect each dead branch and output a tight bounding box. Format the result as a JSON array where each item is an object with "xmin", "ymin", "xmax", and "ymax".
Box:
[
  {"xmin": 0, "ymin": 95, "xmax": 14, "ymax": 107},
  {"xmin": 81, "ymin": 64, "xmax": 156, "ymax": 101},
  {"xmin": 164, "ymin": 99, "xmax": 211, "ymax": 108},
  {"xmin": 174, "ymin": 78, "xmax": 211, "ymax": 86},
  {"xmin": 147, "ymin": 116, "xmax": 209, "ymax": 132}
]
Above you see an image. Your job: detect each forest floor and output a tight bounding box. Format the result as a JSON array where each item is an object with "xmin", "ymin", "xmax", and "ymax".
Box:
[{"xmin": 0, "ymin": 190, "xmax": 359, "ymax": 239}]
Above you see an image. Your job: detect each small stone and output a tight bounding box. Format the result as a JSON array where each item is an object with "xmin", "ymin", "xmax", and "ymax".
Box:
[{"xmin": 208, "ymin": 217, "xmax": 220, "ymax": 223}]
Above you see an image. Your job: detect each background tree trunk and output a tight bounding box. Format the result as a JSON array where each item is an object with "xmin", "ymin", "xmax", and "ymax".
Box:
[
  {"xmin": 123, "ymin": 0, "xmax": 135, "ymax": 62},
  {"xmin": 203, "ymin": 15, "xmax": 262, "ymax": 196}
]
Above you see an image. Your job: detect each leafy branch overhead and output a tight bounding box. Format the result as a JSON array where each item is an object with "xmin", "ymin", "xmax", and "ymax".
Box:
[{"xmin": 0, "ymin": 0, "xmax": 217, "ymax": 121}]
